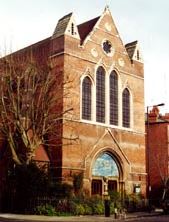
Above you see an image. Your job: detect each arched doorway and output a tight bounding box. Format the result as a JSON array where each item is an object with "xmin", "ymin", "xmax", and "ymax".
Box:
[{"xmin": 91, "ymin": 152, "xmax": 122, "ymax": 196}]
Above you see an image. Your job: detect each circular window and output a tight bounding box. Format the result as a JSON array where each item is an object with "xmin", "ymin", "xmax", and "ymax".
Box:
[{"xmin": 102, "ymin": 40, "xmax": 114, "ymax": 56}]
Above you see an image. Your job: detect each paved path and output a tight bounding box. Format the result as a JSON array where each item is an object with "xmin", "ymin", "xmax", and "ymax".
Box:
[{"xmin": 0, "ymin": 211, "xmax": 164, "ymax": 222}]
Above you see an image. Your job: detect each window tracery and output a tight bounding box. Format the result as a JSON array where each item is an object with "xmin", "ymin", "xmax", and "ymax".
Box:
[
  {"xmin": 110, "ymin": 71, "xmax": 118, "ymax": 125},
  {"xmin": 122, "ymin": 88, "xmax": 130, "ymax": 128},
  {"xmin": 82, "ymin": 76, "xmax": 92, "ymax": 120},
  {"xmin": 96, "ymin": 67, "xmax": 105, "ymax": 123}
]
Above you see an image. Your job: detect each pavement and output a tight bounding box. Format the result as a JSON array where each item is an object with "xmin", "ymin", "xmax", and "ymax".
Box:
[{"xmin": 0, "ymin": 209, "xmax": 164, "ymax": 222}]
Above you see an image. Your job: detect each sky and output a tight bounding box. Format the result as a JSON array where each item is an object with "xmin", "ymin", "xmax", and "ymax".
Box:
[{"xmin": 0, "ymin": 0, "xmax": 169, "ymax": 113}]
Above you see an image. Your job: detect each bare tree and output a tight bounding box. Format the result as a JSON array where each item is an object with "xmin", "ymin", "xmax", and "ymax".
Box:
[
  {"xmin": 0, "ymin": 54, "xmax": 74, "ymax": 165},
  {"xmin": 151, "ymin": 146, "xmax": 169, "ymax": 201}
]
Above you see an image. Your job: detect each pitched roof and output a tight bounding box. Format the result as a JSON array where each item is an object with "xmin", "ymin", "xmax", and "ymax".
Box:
[
  {"xmin": 53, "ymin": 12, "xmax": 73, "ymax": 38},
  {"xmin": 78, "ymin": 16, "xmax": 100, "ymax": 43},
  {"xmin": 125, "ymin": 40, "xmax": 138, "ymax": 60},
  {"xmin": 125, "ymin": 40, "xmax": 138, "ymax": 48}
]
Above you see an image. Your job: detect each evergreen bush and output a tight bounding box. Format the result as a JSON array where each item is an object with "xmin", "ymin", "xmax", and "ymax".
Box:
[{"xmin": 35, "ymin": 204, "xmax": 56, "ymax": 216}]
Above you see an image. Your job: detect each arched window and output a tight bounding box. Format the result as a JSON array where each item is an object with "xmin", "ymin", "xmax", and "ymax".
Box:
[
  {"xmin": 82, "ymin": 76, "xmax": 92, "ymax": 120},
  {"xmin": 109, "ymin": 71, "xmax": 118, "ymax": 125},
  {"xmin": 91, "ymin": 152, "xmax": 121, "ymax": 195},
  {"xmin": 96, "ymin": 67, "xmax": 105, "ymax": 123},
  {"xmin": 122, "ymin": 88, "xmax": 130, "ymax": 128},
  {"xmin": 92, "ymin": 153, "xmax": 119, "ymax": 177}
]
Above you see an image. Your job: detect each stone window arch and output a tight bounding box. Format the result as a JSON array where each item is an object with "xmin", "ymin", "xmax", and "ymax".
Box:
[
  {"xmin": 122, "ymin": 88, "xmax": 130, "ymax": 128},
  {"xmin": 91, "ymin": 152, "xmax": 122, "ymax": 195},
  {"xmin": 96, "ymin": 66, "xmax": 105, "ymax": 123},
  {"xmin": 109, "ymin": 70, "xmax": 118, "ymax": 125},
  {"xmin": 82, "ymin": 76, "xmax": 92, "ymax": 120}
]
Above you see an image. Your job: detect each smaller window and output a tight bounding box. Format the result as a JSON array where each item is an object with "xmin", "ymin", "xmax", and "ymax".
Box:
[
  {"xmin": 92, "ymin": 180, "xmax": 102, "ymax": 195},
  {"xmin": 137, "ymin": 50, "xmax": 140, "ymax": 60},
  {"xmin": 96, "ymin": 67, "xmax": 105, "ymax": 123},
  {"xmin": 82, "ymin": 77, "xmax": 92, "ymax": 120},
  {"xmin": 122, "ymin": 88, "xmax": 130, "ymax": 128},
  {"xmin": 71, "ymin": 23, "xmax": 74, "ymax": 35},
  {"xmin": 109, "ymin": 71, "xmax": 118, "ymax": 125}
]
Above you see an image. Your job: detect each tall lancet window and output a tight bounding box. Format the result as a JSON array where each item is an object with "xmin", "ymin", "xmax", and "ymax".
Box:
[
  {"xmin": 122, "ymin": 88, "xmax": 130, "ymax": 128},
  {"xmin": 96, "ymin": 67, "xmax": 105, "ymax": 123},
  {"xmin": 82, "ymin": 76, "xmax": 92, "ymax": 120},
  {"xmin": 109, "ymin": 71, "xmax": 118, "ymax": 125}
]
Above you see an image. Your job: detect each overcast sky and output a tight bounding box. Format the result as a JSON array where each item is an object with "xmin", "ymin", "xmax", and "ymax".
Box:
[{"xmin": 0, "ymin": 0, "xmax": 168, "ymax": 113}]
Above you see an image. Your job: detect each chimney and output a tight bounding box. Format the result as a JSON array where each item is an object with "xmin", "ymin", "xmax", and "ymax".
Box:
[{"xmin": 148, "ymin": 106, "xmax": 160, "ymax": 122}]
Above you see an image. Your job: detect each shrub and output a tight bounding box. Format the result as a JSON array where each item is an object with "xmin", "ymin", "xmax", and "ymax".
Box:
[
  {"xmin": 56, "ymin": 199, "xmax": 69, "ymax": 212},
  {"xmin": 35, "ymin": 194, "xmax": 119, "ymax": 216},
  {"xmin": 55, "ymin": 211, "xmax": 73, "ymax": 216},
  {"xmin": 109, "ymin": 191, "xmax": 123, "ymax": 210},
  {"xmin": 69, "ymin": 199, "xmax": 87, "ymax": 215},
  {"xmin": 88, "ymin": 196, "xmax": 104, "ymax": 215},
  {"xmin": 35, "ymin": 204, "xmax": 56, "ymax": 216},
  {"xmin": 109, "ymin": 191, "xmax": 121, "ymax": 202},
  {"xmin": 83, "ymin": 204, "xmax": 93, "ymax": 215},
  {"xmin": 68, "ymin": 200, "xmax": 77, "ymax": 213},
  {"xmin": 68, "ymin": 195, "xmax": 104, "ymax": 215},
  {"xmin": 92, "ymin": 201, "xmax": 104, "ymax": 215},
  {"xmin": 73, "ymin": 203, "xmax": 85, "ymax": 215},
  {"xmin": 124, "ymin": 193, "xmax": 146, "ymax": 211}
]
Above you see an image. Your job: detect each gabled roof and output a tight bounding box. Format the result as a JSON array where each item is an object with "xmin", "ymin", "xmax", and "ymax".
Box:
[
  {"xmin": 125, "ymin": 40, "xmax": 138, "ymax": 60},
  {"xmin": 78, "ymin": 16, "xmax": 100, "ymax": 43},
  {"xmin": 53, "ymin": 12, "xmax": 73, "ymax": 38},
  {"xmin": 125, "ymin": 40, "xmax": 143, "ymax": 62}
]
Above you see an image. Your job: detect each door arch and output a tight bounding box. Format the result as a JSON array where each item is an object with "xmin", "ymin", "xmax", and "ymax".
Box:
[{"xmin": 91, "ymin": 152, "xmax": 122, "ymax": 195}]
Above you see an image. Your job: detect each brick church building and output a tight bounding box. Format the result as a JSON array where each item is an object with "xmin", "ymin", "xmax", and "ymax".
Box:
[{"xmin": 0, "ymin": 7, "xmax": 146, "ymax": 197}]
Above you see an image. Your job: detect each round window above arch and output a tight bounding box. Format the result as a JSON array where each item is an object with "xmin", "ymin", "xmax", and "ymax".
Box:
[
  {"xmin": 92, "ymin": 153, "xmax": 119, "ymax": 177},
  {"xmin": 102, "ymin": 40, "xmax": 115, "ymax": 56}
]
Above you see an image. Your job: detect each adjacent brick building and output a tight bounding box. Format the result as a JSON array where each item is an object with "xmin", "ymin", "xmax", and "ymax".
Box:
[
  {"xmin": 0, "ymin": 7, "xmax": 146, "ymax": 197},
  {"xmin": 146, "ymin": 106, "xmax": 169, "ymax": 202}
]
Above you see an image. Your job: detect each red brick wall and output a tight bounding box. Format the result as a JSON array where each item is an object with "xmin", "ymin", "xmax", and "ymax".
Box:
[
  {"xmin": 60, "ymin": 10, "xmax": 146, "ymax": 195},
  {"xmin": 146, "ymin": 122, "xmax": 169, "ymax": 196}
]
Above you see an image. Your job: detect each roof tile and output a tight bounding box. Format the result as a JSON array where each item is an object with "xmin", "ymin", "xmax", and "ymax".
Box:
[{"xmin": 78, "ymin": 16, "xmax": 100, "ymax": 43}]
